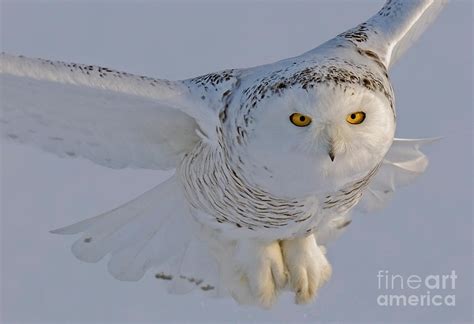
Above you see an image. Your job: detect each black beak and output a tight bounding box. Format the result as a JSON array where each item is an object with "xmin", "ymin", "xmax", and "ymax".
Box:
[
  {"xmin": 328, "ymin": 143, "xmax": 335, "ymax": 162},
  {"xmin": 328, "ymin": 150, "xmax": 335, "ymax": 162}
]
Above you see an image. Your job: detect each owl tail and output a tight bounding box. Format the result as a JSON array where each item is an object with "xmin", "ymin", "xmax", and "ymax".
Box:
[{"xmin": 51, "ymin": 175, "xmax": 221, "ymax": 295}]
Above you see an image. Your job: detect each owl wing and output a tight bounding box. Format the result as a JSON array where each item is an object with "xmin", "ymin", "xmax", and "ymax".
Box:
[
  {"xmin": 356, "ymin": 138, "xmax": 438, "ymax": 213},
  {"xmin": 336, "ymin": 0, "xmax": 447, "ymax": 68},
  {"xmin": 0, "ymin": 53, "xmax": 224, "ymax": 170},
  {"xmin": 51, "ymin": 175, "xmax": 222, "ymax": 295}
]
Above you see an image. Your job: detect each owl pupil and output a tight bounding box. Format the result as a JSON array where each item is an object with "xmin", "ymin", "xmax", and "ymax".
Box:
[
  {"xmin": 299, "ymin": 116, "xmax": 306, "ymax": 122},
  {"xmin": 351, "ymin": 114, "xmax": 356, "ymax": 119}
]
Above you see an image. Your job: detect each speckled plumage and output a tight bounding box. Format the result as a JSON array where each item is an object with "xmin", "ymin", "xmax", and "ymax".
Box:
[
  {"xmin": 175, "ymin": 40, "xmax": 396, "ymax": 243},
  {"xmin": 0, "ymin": 0, "xmax": 446, "ymax": 307}
]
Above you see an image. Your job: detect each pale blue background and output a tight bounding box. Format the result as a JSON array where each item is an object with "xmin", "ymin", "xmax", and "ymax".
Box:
[{"xmin": 1, "ymin": 1, "xmax": 472, "ymax": 322}]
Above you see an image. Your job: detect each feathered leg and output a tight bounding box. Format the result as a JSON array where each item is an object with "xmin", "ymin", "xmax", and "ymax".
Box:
[
  {"xmin": 281, "ymin": 234, "xmax": 332, "ymax": 304},
  {"xmin": 217, "ymin": 239, "xmax": 288, "ymax": 308}
]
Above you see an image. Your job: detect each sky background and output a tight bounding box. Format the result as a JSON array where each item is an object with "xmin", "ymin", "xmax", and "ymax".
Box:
[{"xmin": 1, "ymin": 0, "xmax": 472, "ymax": 323}]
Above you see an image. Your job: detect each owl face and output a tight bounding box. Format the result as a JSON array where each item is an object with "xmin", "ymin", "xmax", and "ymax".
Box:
[{"xmin": 238, "ymin": 83, "xmax": 395, "ymax": 198}]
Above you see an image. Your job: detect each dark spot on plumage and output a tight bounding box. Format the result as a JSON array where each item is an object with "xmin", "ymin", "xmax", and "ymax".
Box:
[
  {"xmin": 378, "ymin": 1, "xmax": 393, "ymax": 17},
  {"xmin": 219, "ymin": 109, "xmax": 227, "ymax": 123},
  {"xmin": 357, "ymin": 48, "xmax": 387, "ymax": 71},
  {"xmin": 363, "ymin": 77, "xmax": 371, "ymax": 87},
  {"xmin": 236, "ymin": 126, "xmax": 246, "ymax": 139},
  {"xmin": 361, "ymin": 49, "xmax": 379, "ymax": 60},
  {"xmin": 66, "ymin": 151, "xmax": 76, "ymax": 157},
  {"xmin": 7, "ymin": 134, "xmax": 18, "ymax": 139},
  {"xmin": 201, "ymin": 284, "xmax": 214, "ymax": 291},
  {"xmin": 189, "ymin": 70, "xmax": 236, "ymax": 91},
  {"xmin": 155, "ymin": 272, "xmax": 173, "ymax": 280},
  {"xmin": 340, "ymin": 22, "xmax": 369, "ymax": 42},
  {"xmin": 336, "ymin": 220, "xmax": 352, "ymax": 230},
  {"xmin": 83, "ymin": 237, "xmax": 92, "ymax": 243}
]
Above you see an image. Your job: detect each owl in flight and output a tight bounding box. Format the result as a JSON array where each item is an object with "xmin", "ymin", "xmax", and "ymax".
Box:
[{"xmin": 1, "ymin": 0, "xmax": 446, "ymax": 307}]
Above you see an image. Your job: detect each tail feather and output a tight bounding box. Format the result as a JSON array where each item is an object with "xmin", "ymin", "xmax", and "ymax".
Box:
[
  {"xmin": 164, "ymin": 238, "xmax": 220, "ymax": 295},
  {"xmin": 52, "ymin": 176, "xmax": 206, "ymax": 283}
]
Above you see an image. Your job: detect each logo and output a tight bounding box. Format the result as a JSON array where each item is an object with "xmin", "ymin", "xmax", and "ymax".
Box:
[{"xmin": 376, "ymin": 270, "xmax": 457, "ymax": 307}]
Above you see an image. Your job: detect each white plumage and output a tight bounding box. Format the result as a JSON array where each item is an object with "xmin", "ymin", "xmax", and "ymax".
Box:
[{"xmin": 0, "ymin": 0, "xmax": 446, "ymax": 307}]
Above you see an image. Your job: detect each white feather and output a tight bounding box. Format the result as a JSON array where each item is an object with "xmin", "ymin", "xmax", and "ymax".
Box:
[
  {"xmin": 0, "ymin": 54, "xmax": 215, "ymax": 170},
  {"xmin": 356, "ymin": 137, "xmax": 438, "ymax": 213},
  {"xmin": 51, "ymin": 175, "xmax": 221, "ymax": 293},
  {"xmin": 336, "ymin": 0, "xmax": 448, "ymax": 68}
]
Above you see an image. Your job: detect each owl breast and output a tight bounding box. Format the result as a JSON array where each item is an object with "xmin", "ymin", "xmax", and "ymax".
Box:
[
  {"xmin": 177, "ymin": 137, "xmax": 319, "ymax": 237},
  {"xmin": 177, "ymin": 131, "xmax": 378, "ymax": 241}
]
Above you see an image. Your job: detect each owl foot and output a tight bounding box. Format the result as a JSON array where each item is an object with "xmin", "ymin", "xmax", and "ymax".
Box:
[
  {"xmin": 281, "ymin": 234, "xmax": 332, "ymax": 304},
  {"xmin": 225, "ymin": 240, "xmax": 288, "ymax": 308}
]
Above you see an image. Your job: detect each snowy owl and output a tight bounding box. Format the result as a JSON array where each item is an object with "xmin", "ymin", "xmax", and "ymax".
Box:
[{"xmin": 1, "ymin": 0, "xmax": 446, "ymax": 307}]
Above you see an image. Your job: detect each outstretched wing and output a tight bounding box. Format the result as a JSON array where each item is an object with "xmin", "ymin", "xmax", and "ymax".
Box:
[
  {"xmin": 52, "ymin": 175, "xmax": 222, "ymax": 295},
  {"xmin": 0, "ymin": 54, "xmax": 220, "ymax": 170},
  {"xmin": 337, "ymin": 0, "xmax": 447, "ymax": 68}
]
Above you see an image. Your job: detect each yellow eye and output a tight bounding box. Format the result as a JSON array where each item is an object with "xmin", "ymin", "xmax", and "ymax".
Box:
[
  {"xmin": 290, "ymin": 113, "xmax": 312, "ymax": 127},
  {"xmin": 346, "ymin": 111, "xmax": 366, "ymax": 125}
]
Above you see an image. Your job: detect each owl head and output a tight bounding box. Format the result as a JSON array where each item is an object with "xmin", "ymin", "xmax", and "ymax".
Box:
[{"xmin": 228, "ymin": 59, "xmax": 395, "ymax": 198}]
